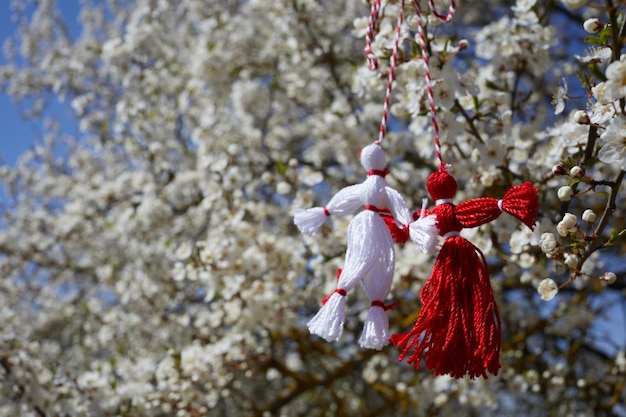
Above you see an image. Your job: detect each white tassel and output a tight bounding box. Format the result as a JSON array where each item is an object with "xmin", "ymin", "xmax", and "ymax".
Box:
[
  {"xmin": 359, "ymin": 306, "xmax": 390, "ymax": 350},
  {"xmin": 307, "ymin": 291, "xmax": 346, "ymax": 342},
  {"xmin": 293, "ymin": 207, "xmax": 328, "ymax": 236},
  {"xmin": 409, "ymin": 199, "xmax": 439, "ymax": 255}
]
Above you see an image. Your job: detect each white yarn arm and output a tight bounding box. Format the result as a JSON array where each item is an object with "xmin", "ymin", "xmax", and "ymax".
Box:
[
  {"xmin": 293, "ymin": 184, "xmax": 363, "ymax": 236},
  {"xmin": 409, "ymin": 199, "xmax": 439, "ymax": 255},
  {"xmin": 325, "ymin": 183, "xmax": 363, "ymax": 215},
  {"xmin": 384, "ymin": 186, "xmax": 412, "ymax": 225}
]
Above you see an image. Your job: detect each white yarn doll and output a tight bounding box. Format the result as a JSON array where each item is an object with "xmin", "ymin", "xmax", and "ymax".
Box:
[{"xmin": 294, "ymin": 143, "xmax": 437, "ymax": 350}]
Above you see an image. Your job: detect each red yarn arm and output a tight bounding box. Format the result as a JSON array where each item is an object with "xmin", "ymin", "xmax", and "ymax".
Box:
[
  {"xmin": 411, "ymin": 208, "xmax": 434, "ymax": 221},
  {"xmin": 501, "ymin": 182, "xmax": 538, "ymax": 230},
  {"xmin": 455, "ymin": 197, "xmax": 501, "ymax": 228},
  {"xmin": 384, "ymin": 208, "xmax": 436, "ymax": 244},
  {"xmin": 383, "ymin": 215, "xmax": 410, "ymax": 244}
]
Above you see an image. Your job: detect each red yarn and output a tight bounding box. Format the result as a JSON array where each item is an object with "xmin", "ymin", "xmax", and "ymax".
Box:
[
  {"xmin": 501, "ymin": 182, "xmax": 539, "ymax": 230},
  {"xmin": 391, "ymin": 172, "xmax": 537, "ymax": 379},
  {"xmin": 455, "ymin": 197, "xmax": 501, "ymax": 228},
  {"xmin": 321, "ymin": 287, "xmax": 346, "ymax": 305},
  {"xmin": 390, "ymin": 235, "xmax": 500, "ymax": 378},
  {"xmin": 368, "ymin": 168, "xmax": 390, "ymax": 177},
  {"xmin": 455, "ymin": 182, "xmax": 538, "ymax": 230},
  {"xmin": 371, "ymin": 300, "xmax": 399, "ymax": 311},
  {"xmin": 383, "ymin": 216, "xmax": 410, "ymax": 243}
]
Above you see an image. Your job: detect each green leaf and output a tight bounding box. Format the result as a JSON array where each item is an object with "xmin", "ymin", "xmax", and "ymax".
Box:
[
  {"xmin": 563, "ymin": 156, "xmax": 578, "ymax": 170},
  {"xmin": 275, "ymin": 159, "xmax": 287, "ymax": 176},
  {"xmin": 568, "ymin": 178, "xmax": 582, "ymax": 187},
  {"xmin": 584, "ymin": 35, "xmax": 603, "ymax": 46},
  {"xmin": 607, "ymin": 228, "xmax": 626, "ymax": 246}
]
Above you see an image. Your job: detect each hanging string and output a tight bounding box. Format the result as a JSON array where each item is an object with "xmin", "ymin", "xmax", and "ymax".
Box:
[
  {"xmin": 412, "ymin": 0, "xmax": 457, "ymax": 171},
  {"xmin": 424, "ymin": 0, "xmax": 456, "ymax": 23},
  {"xmin": 364, "ymin": 0, "xmax": 381, "ymax": 71},
  {"xmin": 364, "ymin": 0, "xmax": 405, "ymax": 145}
]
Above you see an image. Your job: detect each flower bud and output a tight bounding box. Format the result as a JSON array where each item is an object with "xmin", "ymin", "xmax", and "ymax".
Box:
[
  {"xmin": 458, "ymin": 39, "xmax": 469, "ymax": 51},
  {"xmin": 276, "ymin": 181, "xmax": 292, "ymax": 194},
  {"xmin": 573, "ymin": 110, "xmax": 590, "ymax": 124},
  {"xmin": 552, "ymin": 164, "xmax": 567, "ymax": 176},
  {"xmin": 582, "ymin": 209, "xmax": 597, "ymax": 223},
  {"xmin": 561, "ymin": 0, "xmax": 587, "ymax": 10},
  {"xmin": 540, "ymin": 232, "xmax": 558, "ymax": 255},
  {"xmin": 561, "ymin": 213, "xmax": 577, "ymax": 228},
  {"xmin": 583, "ymin": 18, "xmax": 603, "ymax": 34},
  {"xmin": 538, "ymin": 278, "xmax": 558, "ymax": 301},
  {"xmin": 599, "ymin": 272, "xmax": 617, "ymax": 284},
  {"xmin": 557, "ymin": 186, "xmax": 574, "ymax": 201},
  {"xmin": 569, "ymin": 166, "xmax": 585, "ymax": 177},
  {"xmin": 564, "ymin": 253, "xmax": 579, "ymax": 268},
  {"xmin": 556, "ymin": 222, "xmax": 569, "ymax": 237}
]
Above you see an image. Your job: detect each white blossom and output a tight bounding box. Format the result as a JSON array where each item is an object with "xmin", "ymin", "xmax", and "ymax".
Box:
[
  {"xmin": 582, "ymin": 209, "xmax": 597, "ymax": 223},
  {"xmin": 538, "ymin": 278, "xmax": 559, "ymax": 300},
  {"xmin": 598, "ymin": 114, "xmax": 626, "ymax": 171},
  {"xmin": 540, "ymin": 232, "xmax": 558, "ymax": 255},
  {"xmin": 599, "ymin": 272, "xmax": 617, "ymax": 284},
  {"xmin": 583, "ymin": 18, "xmax": 602, "ymax": 34},
  {"xmin": 557, "ymin": 186, "xmax": 574, "ymax": 201}
]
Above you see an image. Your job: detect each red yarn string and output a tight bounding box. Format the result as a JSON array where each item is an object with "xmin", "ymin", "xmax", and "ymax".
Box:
[
  {"xmin": 368, "ymin": 168, "xmax": 390, "ymax": 177},
  {"xmin": 323, "ymin": 207, "xmax": 331, "ymax": 216},
  {"xmin": 321, "ymin": 287, "xmax": 347, "ymax": 305},
  {"xmin": 364, "ymin": 204, "xmax": 386, "ymax": 214},
  {"xmin": 371, "ymin": 300, "xmax": 398, "ymax": 311}
]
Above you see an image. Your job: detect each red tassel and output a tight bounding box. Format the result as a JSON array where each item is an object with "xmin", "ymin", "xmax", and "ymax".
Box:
[
  {"xmin": 501, "ymin": 182, "xmax": 538, "ymax": 230},
  {"xmin": 391, "ymin": 171, "xmax": 536, "ymax": 379},
  {"xmin": 390, "ymin": 234, "xmax": 501, "ymax": 379}
]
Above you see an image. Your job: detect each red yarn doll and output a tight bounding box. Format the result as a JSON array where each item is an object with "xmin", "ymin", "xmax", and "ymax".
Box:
[{"xmin": 388, "ymin": 170, "xmax": 538, "ymax": 379}]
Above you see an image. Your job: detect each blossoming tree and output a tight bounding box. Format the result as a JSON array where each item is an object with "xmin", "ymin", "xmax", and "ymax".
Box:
[{"xmin": 0, "ymin": 0, "xmax": 625, "ymax": 416}]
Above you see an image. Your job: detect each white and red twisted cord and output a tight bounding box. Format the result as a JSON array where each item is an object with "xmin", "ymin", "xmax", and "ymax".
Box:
[
  {"xmin": 376, "ymin": 0, "xmax": 404, "ymax": 145},
  {"xmin": 412, "ymin": 0, "xmax": 457, "ymax": 171},
  {"xmin": 364, "ymin": 0, "xmax": 381, "ymax": 71},
  {"xmin": 425, "ymin": 0, "xmax": 456, "ymax": 23}
]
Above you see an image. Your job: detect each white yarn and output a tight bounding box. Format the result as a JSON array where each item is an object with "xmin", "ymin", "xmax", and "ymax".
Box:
[
  {"xmin": 293, "ymin": 207, "xmax": 328, "ymax": 236},
  {"xmin": 308, "ymin": 211, "xmax": 388, "ymax": 342},
  {"xmin": 307, "ymin": 291, "xmax": 346, "ymax": 342},
  {"xmin": 293, "ymin": 185, "xmax": 363, "ymax": 236},
  {"xmin": 385, "ymin": 187, "xmax": 413, "ymax": 225},
  {"xmin": 409, "ymin": 198, "xmax": 439, "ymax": 255},
  {"xmin": 299, "ymin": 144, "xmax": 418, "ymax": 347},
  {"xmin": 358, "ymin": 221, "xmax": 394, "ymax": 349}
]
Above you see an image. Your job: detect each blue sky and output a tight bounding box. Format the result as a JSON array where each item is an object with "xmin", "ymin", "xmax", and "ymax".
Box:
[{"xmin": 0, "ymin": 2, "xmax": 80, "ymax": 166}]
